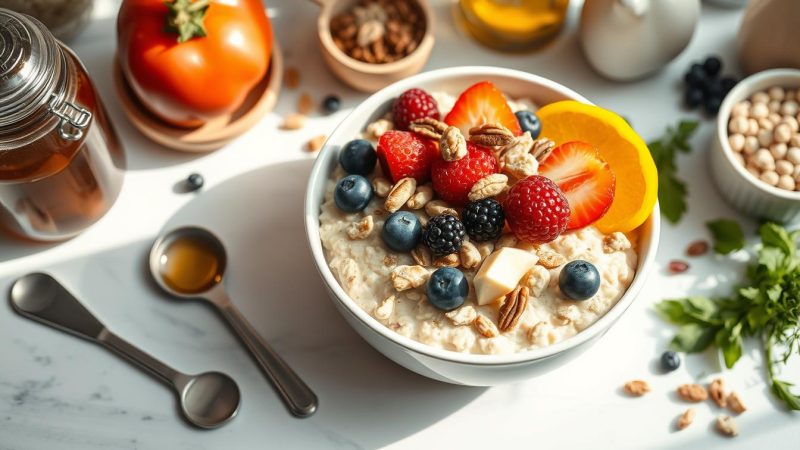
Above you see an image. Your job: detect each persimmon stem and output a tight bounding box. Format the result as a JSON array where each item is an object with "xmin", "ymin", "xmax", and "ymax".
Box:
[{"xmin": 164, "ymin": 0, "xmax": 210, "ymax": 43}]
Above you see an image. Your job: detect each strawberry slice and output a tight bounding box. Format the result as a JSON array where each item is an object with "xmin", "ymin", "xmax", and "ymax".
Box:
[
  {"xmin": 377, "ymin": 130, "xmax": 440, "ymax": 183},
  {"xmin": 444, "ymin": 81, "xmax": 523, "ymax": 137},
  {"xmin": 538, "ymin": 141, "xmax": 616, "ymax": 230}
]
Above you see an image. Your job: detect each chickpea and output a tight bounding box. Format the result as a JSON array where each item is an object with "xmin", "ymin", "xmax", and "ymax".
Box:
[
  {"xmin": 758, "ymin": 118, "xmax": 775, "ymax": 131},
  {"xmin": 768, "ymin": 112, "xmax": 783, "ymax": 125},
  {"xmin": 781, "ymin": 100, "xmax": 799, "ymax": 117},
  {"xmin": 729, "ymin": 116, "xmax": 749, "ymax": 134},
  {"xmin": 746, "ymin": 164, "xmax": 761, "ymax": 178},
  {"xmin": 770, "ymin": 143, "xmax": 788, "ymax": 159},
  {"xmin": 760, "ymin": 170, "xmax": 779, "ymax": 186},
  {"xmin": 728, "ymin": 133, "xmax": 745, "ymax": 152},
  {"xmin": 769, "ymin": 86, "xmax": 785, "ymax": 101},
  {"xmin": 751, "ymin": 102, "xmax": 769, "ymax": 118},
  {"xmin": 744, "ymin": 136, "xmax": 760, "ymax": 154},
  {"xmin": 776, "ymin": 159, "xmax": 794, "ymax": 176},
  {"xmin": 774, "ymin": 123, "xmax": 792, "ymax": 144},
  {"xmin": 783, "ymin": 115, "xmax": 800, "ymax": 132},
  {"xmin": 777, "ymin": 174, "xmax": 796, "ymax": 191},
  {"xmin": 758, "ymin": 129, "xmax": 774, "ymax": 147},
  {"xmin": 732, "ymin": 152, "xmax": 745, "ymax": 166},
  {"xmin": 752, "ymin": 149, "xmax": 776, "ymax": 171},
  {"xmin": 747, "ymin": 118, "xmax": 760, "ymax": 136},
  {"xmin": 752, "ymin": 91, "xmax": 770, "ymax": 104},
  {"xmin": 768, "ymin": 100, "xmax": 782, "ymax": 113},
  {"xmin": 731, "ymin": 101, "xmax": 750, "ymax": 117},
  {"xmin": 787, "ymin": 147, "xmax": 800, "ymax": 165}
]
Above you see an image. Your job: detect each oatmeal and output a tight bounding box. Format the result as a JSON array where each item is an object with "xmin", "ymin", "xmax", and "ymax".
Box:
[{"xmin": 319, "ymin": 83, "xmax": 640, "ymax": 355}]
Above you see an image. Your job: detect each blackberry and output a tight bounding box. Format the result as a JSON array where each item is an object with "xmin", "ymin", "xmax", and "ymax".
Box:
[
  {"xmin": 462, "ymin": 199, "xmax": 505, "ymax": 242},
  {"xmin": 423, "ymin": 214, "xmax": 466, "ymax": 256}
]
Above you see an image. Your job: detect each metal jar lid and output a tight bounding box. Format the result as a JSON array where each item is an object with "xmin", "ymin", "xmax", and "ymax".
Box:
[{"xmin": 0, "ymin": 8, "xmax": 65, "ymax": 128}]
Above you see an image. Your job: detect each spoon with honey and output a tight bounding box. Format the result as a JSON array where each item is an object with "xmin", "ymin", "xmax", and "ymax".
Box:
[{"xmin": 149, "ymin": 226, "xmax": 318, "ymax": 418}]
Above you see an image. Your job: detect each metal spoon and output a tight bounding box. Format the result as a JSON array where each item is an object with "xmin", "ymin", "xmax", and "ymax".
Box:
[
  {"xmin": 149, "ymin": 226, "xmax": 317, "ymax": 418},
  {"xmin": 9, "ymin": 273, "xmax": 240, "ymax": 429}
]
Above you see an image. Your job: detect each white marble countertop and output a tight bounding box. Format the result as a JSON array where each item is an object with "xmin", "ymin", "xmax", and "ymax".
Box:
[{"xmin": 0, "ymin": 1, "xmax": 797, "ymax": 449}]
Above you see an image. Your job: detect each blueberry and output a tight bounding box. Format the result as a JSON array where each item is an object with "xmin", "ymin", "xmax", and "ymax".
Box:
[
  {"xmin": 683, "ymin": 65, "xmax": 707, "ymax": 88},
  {"xmin": 382, "ymin": 211, "xmax": 422, "ymax": 252},
  {"xmin": 705, "ymin": 96, "xmax": 723, "ymax": 115},
  {"xmin": 660, "ymin": 350, "xmax": 681, "ymax": 372},
  {"xmin": 684, "ymin": 88, "xmax": 704, "ymax": 109},
  {"xmin": 703, "ymin": 56, "xmax": 723, "ymax": 77},
  {"xmin": 514, "ymin": 110, "xmax": 542, "ymax": 139},
  {"xmin": 334, "ymin": 174, "xmax": 373, "ymax": 213},
  {"xmin": 186, "ymin": 173, "xmax": 204, "ymax": 191},
  {"xmin": 705, "ymin": 78, "xmax": 724, "ymax": 98},
  {"xmin": 720, "ymin": 76, "xmax": 738, "ymax": 94},
  {"xmin": 339, "ymin": 139, "xmax": 377, "ymax": 176},
  {"xmin": 559, "ymin": 260, "xmax": 601, "ymax": 301},
  {"xmin": 323, "ymin": 95, "xmax": 341, "ymax": 114},
  {"xmin": 426, "ymin": 267, "xmax": 469, "ymax": 311}
]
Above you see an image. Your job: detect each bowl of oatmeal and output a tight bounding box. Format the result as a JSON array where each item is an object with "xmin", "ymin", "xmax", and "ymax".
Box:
[{"xmin": 304, "ymin": 67, "xmax": 660, "ymax": 385}]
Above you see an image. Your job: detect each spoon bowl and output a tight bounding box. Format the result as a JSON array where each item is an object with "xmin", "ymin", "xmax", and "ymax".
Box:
[
  {"xmin": 149, "ymin": 226, "xmax": 227, "ymax": 298},
  {"xmin": 180, "ymin": 371, "xmax": 241, "ymax": 429}
]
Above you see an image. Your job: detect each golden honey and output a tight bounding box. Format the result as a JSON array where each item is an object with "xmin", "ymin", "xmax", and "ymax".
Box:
[
  {"xmin": 458, "ymin": 0, "xmax": 570, "ymax": 51},
  {"xmin": 159, "ymin": 236, "xmax": 223, "ymax": 294}
]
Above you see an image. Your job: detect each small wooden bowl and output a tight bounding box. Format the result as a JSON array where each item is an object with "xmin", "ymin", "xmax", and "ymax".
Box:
[
  {"xmin": 113, "ymin": 42, "xmax": 283, "ymax": 153},
  {"xmin": 313, "ymin": 0, "xmax": 435, "ymax": 93}
]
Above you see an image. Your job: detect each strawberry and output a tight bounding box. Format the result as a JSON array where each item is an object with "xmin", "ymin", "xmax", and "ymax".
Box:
[
  {"xmin": 377, "ymin": 130, "xmax": 439, "ymax": 183},
  {"xmin": 444, "ymin": 81, "xmax": 523, "ymax": 137},
  {"xmin": 393, "ymin": 88, "xmax": 440, "ymax": 131},
  {"xmin": 431, "ymin": 143, "xmax": 499, "ymax": 206},
  {"xmin": 504, "ymin": 175, "xmax": 570, "ymax": 243},
  {"xmin": 538, "ymin": 141, "xmax": 616, "ymax": 230}
]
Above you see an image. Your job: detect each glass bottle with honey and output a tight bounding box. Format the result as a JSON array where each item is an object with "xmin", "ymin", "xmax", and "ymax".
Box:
[{"xmin": 457, "ymin": 0, "xmax": 570, "ymax": 52}]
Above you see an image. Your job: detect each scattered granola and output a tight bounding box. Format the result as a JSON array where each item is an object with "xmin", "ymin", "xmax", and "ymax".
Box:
[
  {"xmin": 366, "ymin": 118, "xmax": 393, "ymax": 140},
  {"xmin": 347, "ymin": 215, "xmax": 374, "ymax": 240},
  {"xmin": 686, "ymin": 240, "xmax": 710, "ymax": 256},
  {"xmin": 280, "ymin": 113, "xmax": 306, "ymax": 130},
  {"xmin": 433, "ymin": 253, "xmax": 460, "ymax": 268},
  {"xmin": 284, "ymin": 66, "xmax": 300, "ymax": 89},
  {"xmin": 676, "ymin": 408, "xmax": 695, "ymax": 430},
  {"xmin": 306, "ymin": 134, "xmax": 327, "ymax": 152},
  {"xmin": 468, "ymin": 174, "xmax": 508, "ymax": 201},
  {"xmin": 715, "ymin": 415, "xmax": 739, "ymax": 437},
  {"xmin": 727, "ymin": 392, "xmax": 747, "ymax": 414},
  {"xmin": 602, "ymin": 232, "xmax": 631, "ymax": 253},
  {"xmin": 374, "ymin": 295, "xmax": 395, "ymax": 321},
  {"xmin": 537, "ymin": 248, "xmax": 566, "ymax": 268},
  {"xmin": 440, "ymin": 126, "xmax": 467, "ymax": 161},
  {"xmin": 708, "ymin": 378, "xmax": 727, "ymax": 408},
  {"xmin": 298, "ymin": 92, "xmax": 314, "ymax": 115},
  {"xmin": 677, "ymin": 384, "xmax": 708, "ymax": 402},
  {"xmin": 390, "ymin": 265, "xmax": 429, "ymax": 291},
  {"xmin": 474, "ymin": 314, "xmax": 499, "ymax": 338},
  {"xmin": 445, "ymin": 305, "xmax": 477, "ymax": 326}
]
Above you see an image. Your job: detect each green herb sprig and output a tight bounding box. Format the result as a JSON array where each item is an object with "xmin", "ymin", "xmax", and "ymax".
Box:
[
  {"xmin": 656, "ymin": 222, "xmax": 800, "ymax": 410},
  {"xmin": 647, "ymin": 120, "xmax": 699, "ymax": 224}
]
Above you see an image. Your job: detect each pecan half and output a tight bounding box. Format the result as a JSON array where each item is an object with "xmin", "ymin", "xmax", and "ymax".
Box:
[
  {"xmin": 474, "ymin": 314, "xmax": 498, "ymax": 338},
  {"xmin": 623, "ymin": 380, "xmax": 651, "ymax": 396},
  {"xmin": 440, "ymin": 126, "xmax": 468, "ymax": 161},
  {"xmin": 677, "ymin": 384, "xmax": 709, "ymax": 402},
  {"xmin": 469, "ymin": 123, "xmax": 515, "ymax": 147},
  {"xmin": 709, "ymin": 378, "xmax": 727, "ymax": 407},
  {"xmin": 530, "ymin": 138, "xmax": 556, "ymax": 162},
  {"xmin": 468, "ymin": 174, "xmax": 508, "ymax": 201},
  {"xmin": 385, "ymin": 177, "xmax": 416, "ymax": 212},
  {"xmin": 727, "ymin": 392, "xmax": 747, "ymax": 414},
  {"xmin": 390, "ymin": 265, "xmax": 429, "ymax": 291},
  {"xmin": 409, "ymin": 117, "xmax": 448, "ymax": 140},
  {"xmin": 677, "ymin": 408, "xmax": 695, "ymax": 430},
  {"xmin": 498, "ymin": 285, "xmax": 529, "ymax": 332},
  {"xmin": 499, "ymin": 131, "xmax": 534, "ymax": 159}
]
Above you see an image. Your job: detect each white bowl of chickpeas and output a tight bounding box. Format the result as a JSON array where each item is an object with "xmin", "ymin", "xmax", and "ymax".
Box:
[{"xmin": 711, "ymin": 69, "xmax": 800, "ymax": 224}]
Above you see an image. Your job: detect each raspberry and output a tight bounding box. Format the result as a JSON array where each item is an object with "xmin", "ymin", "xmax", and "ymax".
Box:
[
  {"xmin": 431, "ymin": 143, "xmax": 499, "ymax": 206},
  {"xmin": 462, "ymin": 199, "xmax": 505, "ymax": 242},
  {"xmin": 504, "ymin": 175, "xmax": 570, "ymax": 243},
  {"xmin": 393, "ymin": 88, "xmax": 440, "ymax": 131},
  {"xmin": 377, "ymin": 130, "xmax": 439, "ymax": 183},
  {"xmin": 423, "ymin": 214, "xmax": 466, "ymax": 256}
]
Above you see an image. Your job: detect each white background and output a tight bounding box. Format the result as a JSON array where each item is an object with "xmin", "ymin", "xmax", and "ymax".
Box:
[{"xmin": 0, "ymin": 0, "xmax": 798, "ymax": 449}]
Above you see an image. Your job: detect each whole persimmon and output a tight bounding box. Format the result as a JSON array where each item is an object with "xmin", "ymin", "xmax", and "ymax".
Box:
[{"xmin": 118, "ymin": 0, "xmax": 273, "ymax": 127}]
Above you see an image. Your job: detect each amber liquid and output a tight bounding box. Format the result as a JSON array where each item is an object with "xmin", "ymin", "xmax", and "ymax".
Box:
[
  {"xmin": 158, "ymin": 236, "xmax": 223, "ymax": 295},
  {"xmin": 458, "ymin": 0, "xmax": 570, "ymax": 51},
  {"xmin": 0, "ymin": 48, "xmax": 125, "ymax": 241}
]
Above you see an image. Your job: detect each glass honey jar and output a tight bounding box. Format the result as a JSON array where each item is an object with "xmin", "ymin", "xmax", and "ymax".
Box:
[
  {"xmin": 457, "ymin": 0, "xmax": 570, "ymax": 52},
  {"xmin": 0, "ymin": 8, "xmax": 125, "ymax": 241}
]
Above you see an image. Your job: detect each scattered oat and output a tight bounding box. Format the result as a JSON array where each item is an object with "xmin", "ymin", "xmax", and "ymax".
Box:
[
  {"xmin": 280, "ymin": 113, "xmax": 306, "ymax": 130},
  {"xmin": 686, "ymin": 240, "xmax": 710, "ymax": 256},
  {"xmin": 366, "ymin": 118, "xmax": 393, "ymax": 140},
  {"xmin": 284, "ymin": 66, "xmax": 300, "ymax": 89},
  {"xmin": 623, "ymin": 380, "xmax": 651, "ymax": 396},
  {"xmin": 306, "ymin": 134, "xmax": 327, "ymax": 152},
  {"xmin": 727, "ymin": 392, "xmax": 747, "ymax": 414},
  {"xmin": 459, "ymin": 241, "xmax": 482, "ymax": 269},
  {"xmin": 445, "ymin": 305, "xmax": 477, "ymax": 326},
  {"xmin": 374, "ymin": 295, "xmax": 395, "ymax": 321},
  {"xmin": 708, "ymin": 378, "xmax": 727, "ymax": 408},
  {"xmin": 715, "ymin": 415, "xmax": 739, "ymax": 437},
  {"xmin": 390, "ymin": 265, "xmax": 429, "ymax": 291},
  {"xmin": 676, "ymin": 408, "xmax": 695, "ymax": 430},
  {"xmin": 406, "ymin": 185, "xmax": 433, "ymax": 210}
]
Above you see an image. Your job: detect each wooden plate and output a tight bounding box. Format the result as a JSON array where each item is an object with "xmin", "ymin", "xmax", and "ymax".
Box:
[{"xmin": 113, "ymin": 42, "xmax": 283, "ymax": 153}]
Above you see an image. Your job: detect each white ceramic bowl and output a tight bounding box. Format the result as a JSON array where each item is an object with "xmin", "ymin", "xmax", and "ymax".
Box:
[
  {"xmin": 304, "ymin": 67, "xmax": 660, "ymax": 386},
  {"xmin": 710, "ymin": 69, "xmax": 800, "ymax": 224}
]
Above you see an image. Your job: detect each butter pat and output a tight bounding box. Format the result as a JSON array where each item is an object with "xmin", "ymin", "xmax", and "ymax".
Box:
[{"xmin": 473, "ymin": 247, "xmax": 539, "ymax": 305}]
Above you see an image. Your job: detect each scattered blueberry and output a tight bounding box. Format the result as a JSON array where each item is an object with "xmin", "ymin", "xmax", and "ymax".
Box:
[
  {"xmin": 705, "ymin": 78, "xmax": 724, "ymax": 98},
  {"xmin": 559, "ymin": 260, "xmax": 601, "ymax": 301},
  {"xmin": 705, "ymin": 96, "xmax": 723, "ymax": 115},
  {"xmin": 334, "ymin": 174, "xmax": 373, "ymax": 213},
  {"xmin": 661, "ymin": 350, "xmax": 681, "ymax": 372},
  {"xmin": 684, "ymin": 88, "xmax": 704, "ymax": 109},
  {"xmin": 339, "ymin": 139, "xmax": 377, "ymax": 175},
  {"xmin": 703, "ymin": 56, "xmax": 723, "ymax": 77},
  {"xmin": 720, "ymin": 76, "xmax": 738, "ymax": 94},
  {"xmin": 382, "ymin": 211, "xmax": 422, "ymax": 252},
  {"xmin": 323, "ymin": 95, "xmax": 341, "ymax": 114},
  {"xmin": 186, "ymin": 173, "xmax": 204, "ymax": 191},
  {"xmin": 514, "ymin": 110, "xmax": 542, "ymax": 139},
  {"xmin": 423, "ymin": 214, "xmax": 466, "ymax": 256},
  {"xmin": 426, "ymin": 267, "xmax": 469, "ymax": 311},
  {"xmin": 462, "ymin": 199, "xmax": 505, "ymax": 242},
  {"xmin": 684, "ymin": 65, "xmax": 706, "ymax": 88}
]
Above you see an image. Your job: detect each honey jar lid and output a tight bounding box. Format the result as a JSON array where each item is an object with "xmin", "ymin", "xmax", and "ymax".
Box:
[{"xmin": 0, "ymin": 8, "xmax": 63, "ymax": 128}]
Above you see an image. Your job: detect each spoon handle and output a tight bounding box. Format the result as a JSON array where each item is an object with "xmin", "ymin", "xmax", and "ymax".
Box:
[
  {"xmin": 98, "ymin": 329, "xmax": 185, "ymax": 388},
  {"xmin": 216, "ymin": 297, "xmax": 318, "ymax": 417}
]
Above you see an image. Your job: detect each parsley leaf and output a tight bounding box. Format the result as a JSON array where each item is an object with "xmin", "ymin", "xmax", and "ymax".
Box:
[
  {"xmin": 707, "ymin": 219, "xmax": 746, "ymax": 254},
  {"xmin": 647, "ymin": 120, "xmax": 699, "ymax": 224},
  {"xmin": 656, "ymin": 221, "xmax": 800, "ymax": 410}
]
